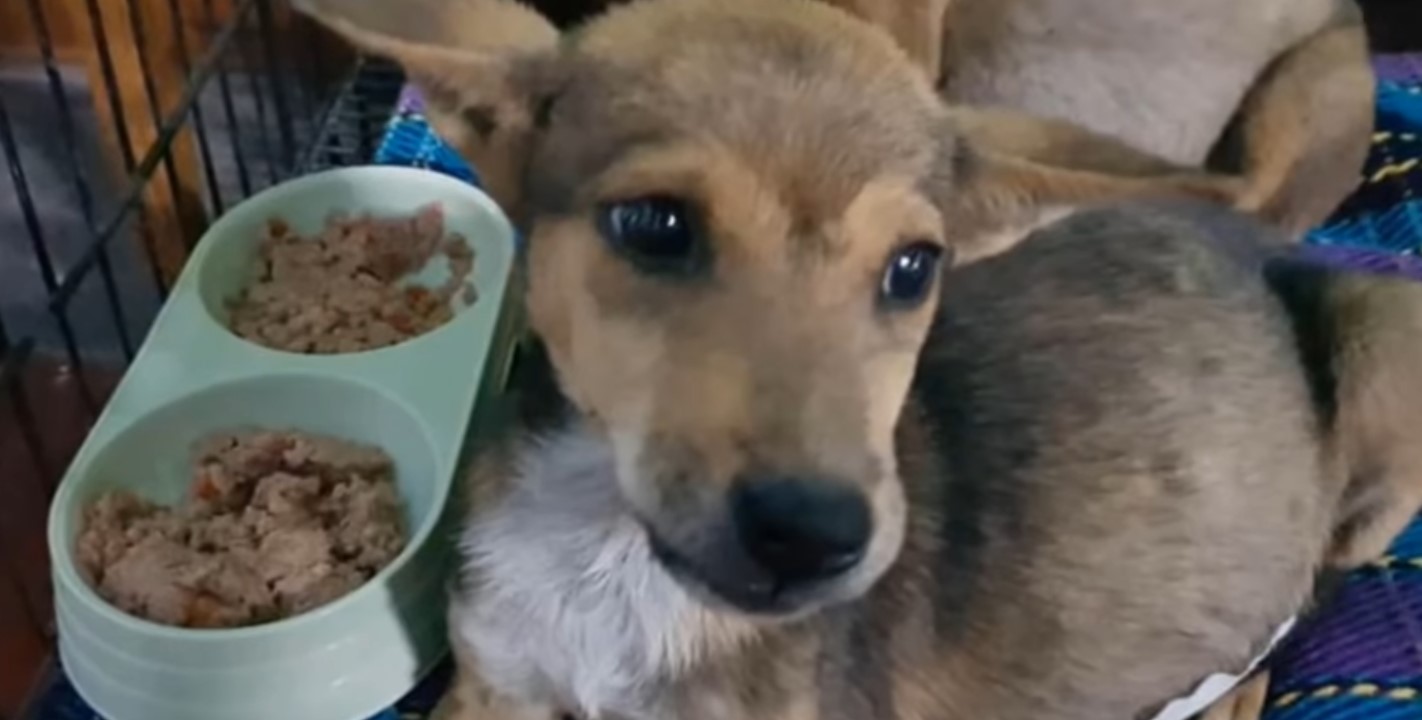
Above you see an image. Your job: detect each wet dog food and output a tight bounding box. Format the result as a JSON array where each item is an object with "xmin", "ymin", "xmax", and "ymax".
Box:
[
  {"xmin": 76, "ymin": 430, "xmax": 407, "ymax": 629},
  {"xmin": 227, "ymin": 203, "xmax": 476, "ymax": 353}
]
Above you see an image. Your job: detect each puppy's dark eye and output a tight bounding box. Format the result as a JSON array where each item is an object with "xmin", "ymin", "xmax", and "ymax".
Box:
[
  {"xmin": 597, "ymin": 196, "xmax": 702, "ymax": 273},
  {"xmin": 880, "ymin": 242, "xmax": 944, "ymax": 308}
]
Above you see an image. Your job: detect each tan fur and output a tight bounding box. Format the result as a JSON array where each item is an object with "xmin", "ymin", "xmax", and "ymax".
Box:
[
  {"xmin": 294, "ymin": 1, "xmax": 1416, "ymax": 719},
  {"xmin": 949, "ymin": 108, "xmax": 1200, "ymax": 178},
  {"xmin": 292, "ymin": 0, "xmax": 560, "ymax": 209},
  {"xmin": 1321, "ymin": 278, "xmax": 1422, "ymax": 567},
  {"xmin": 1222, "ymin": 14, "xmax": 1375, "ymax": 237}
]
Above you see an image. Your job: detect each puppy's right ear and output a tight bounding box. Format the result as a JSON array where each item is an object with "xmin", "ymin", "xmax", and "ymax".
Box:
[
  {"xmin": 294, "ymin": 0, "xmax": 560, "ymax": 210},
  {"xmin": 939, "ymin": 108, "xmax": 1245, "ymax": 263}
]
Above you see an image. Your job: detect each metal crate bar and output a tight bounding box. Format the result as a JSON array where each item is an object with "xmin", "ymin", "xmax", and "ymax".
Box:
[
  {"xmin": 45, "ymin": 0, "xmax": 258, "ymax": 315},
  {"xmin": 0, "ymin": 93, "xmax": 102, "ymax": 413},
  {"xmin": 254, "ymin": 0, "xmax": 299, "ymax": 173},
  {"xmin": 120, "ymin": 0, "xmax": 225, "ymax": 229},
  {"xmin": 300, "ymin": 58, "xmax": 402, "ymax": 171},
  {"xmin": 77, "ymin": 0, "xmax": 173, "ymax": 299},
  {"xmin": 234, "ymin": 5, "xmax": 282, "ymax": 186},
  {"xmin": 161, "ymin": 0, "xmax": 228, "ymax": 218},
  {"xmin": 203, "ymin": 0, "xmax": 255, "ymax": 199},
  {"xmin": 22, "ymin": 0, "xmax": 136, "ymax": 360}
]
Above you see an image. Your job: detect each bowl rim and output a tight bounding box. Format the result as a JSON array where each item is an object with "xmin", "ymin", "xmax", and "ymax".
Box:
[
  {"xmin": 192, "ymin": 166, "xmax": 499, "ymax": 359},
  {"xmin": 46, "ymin": 165, "xmax": 511, "ymax": 641},
  {"xmin": 48, "ymin": 371, "xmax": 447, "ymax": 642}
]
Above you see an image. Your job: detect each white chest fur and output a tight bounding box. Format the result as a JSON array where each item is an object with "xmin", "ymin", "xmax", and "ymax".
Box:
[{"xmin": 452, "ymin": 427, "xmax": 750, "ymax": 720}]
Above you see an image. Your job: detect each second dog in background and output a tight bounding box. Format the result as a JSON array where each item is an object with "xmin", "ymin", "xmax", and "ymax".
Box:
[{"xmin": 825, "ymin": 0, "xmax": 1374, "ymax": 236}]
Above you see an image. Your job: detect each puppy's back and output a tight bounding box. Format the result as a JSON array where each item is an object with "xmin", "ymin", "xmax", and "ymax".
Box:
[{"xmin": 901, "ymin": 202, "xmax": 1338, "ymax": 718}]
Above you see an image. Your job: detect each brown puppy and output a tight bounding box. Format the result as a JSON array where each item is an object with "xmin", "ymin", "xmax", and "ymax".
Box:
[
  {"xmin": 291, "ymin": 1, "xmax": 1422, "ymax": 718},
  {"xmin": 821, "ymin": 0, "xmax": 1375, "ymax": 237}
]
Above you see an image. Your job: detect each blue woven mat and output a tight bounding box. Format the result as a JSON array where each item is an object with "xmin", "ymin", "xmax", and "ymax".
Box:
[
  {"xmin": 372, "ymin": 85, "xmax": 479, "ymax": 186},
  {"xmin": 34, "ymin": 55, "xmax": 1422, "ymax": 720}
]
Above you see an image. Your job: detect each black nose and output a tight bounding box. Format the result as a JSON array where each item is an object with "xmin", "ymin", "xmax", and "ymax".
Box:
[{"xmin": 731, "ymin": 476, "xmax": 872, "ymax": 585}]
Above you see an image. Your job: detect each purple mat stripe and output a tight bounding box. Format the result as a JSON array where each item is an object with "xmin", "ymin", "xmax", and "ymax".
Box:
[
  {"xmin": 1376, "ymin": 54, "xmax": 1422, "ymax": 84},
  {"xmin": 1271, "ymin": 573, "xmax": 1422, "ymax": 684},
  {"xmin": 1297, "ymin": 242, "xmax": 1422, "ymax": 279}
]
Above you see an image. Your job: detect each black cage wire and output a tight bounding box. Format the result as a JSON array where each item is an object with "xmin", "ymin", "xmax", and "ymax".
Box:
[{"xmin": 0, "ymin": 0, "xmax": 402, "ymax": 713}]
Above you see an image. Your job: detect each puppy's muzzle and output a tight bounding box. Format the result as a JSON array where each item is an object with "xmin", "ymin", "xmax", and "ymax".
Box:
[
  {"xmin": 650, "ymin": 474, "xmax": 873, "ymax": 614},
  {"xmin": 732, "ymin": 475, "xmax": 871, "ymax": 585}
]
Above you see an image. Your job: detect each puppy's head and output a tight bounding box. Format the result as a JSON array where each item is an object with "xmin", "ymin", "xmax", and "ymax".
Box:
[{"xmin": 299, "ymin": 0, "xmax": 1234, "ymax": 618}]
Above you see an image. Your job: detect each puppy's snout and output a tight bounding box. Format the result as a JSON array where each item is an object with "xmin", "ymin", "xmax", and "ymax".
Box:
[{"xmin": 732, "ymin": 476, "xmax": 872, "ymax": 585}]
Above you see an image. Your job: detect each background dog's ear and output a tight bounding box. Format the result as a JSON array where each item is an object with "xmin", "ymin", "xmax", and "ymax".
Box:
[
  {"xmin": 939, "ymin": 108, "xmax": 1243, "ymax": 263},
  {"xmin": 293, "ymin": 0, "xmax": 560, "ymax": 209}
]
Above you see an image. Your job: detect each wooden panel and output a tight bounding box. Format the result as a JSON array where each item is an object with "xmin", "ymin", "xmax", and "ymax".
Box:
[
  {"xmin": 0, "ymin": 359, "xmax": 122, "ymax": 719},
  {"xmin": 0, "ymin": 1, "xmax": 86, "ymax": 63},
  {"xmin": 2, "ymin": 0, "xmax": 252, "ymax": 64},
  {"xmin": 0, "ymin": 0, "xmax": 348, "ymax": 284},
  {"xmin": 66, "ymin": 0, "xmax": 210, "ymax": 284}
]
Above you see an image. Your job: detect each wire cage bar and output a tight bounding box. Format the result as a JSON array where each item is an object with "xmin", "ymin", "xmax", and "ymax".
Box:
[{"xmin": 0, "ymin": 1, "xmax": 400, "ymax": 714}]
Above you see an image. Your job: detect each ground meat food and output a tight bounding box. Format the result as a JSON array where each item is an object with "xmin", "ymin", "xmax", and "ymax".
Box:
[
  {"xmin": 75, "ymin": 430, "xmax": 407, "ymax": 629},
  {"xmin": 227, "ymin": 203, "xmax": 477, "ymax": 354}
]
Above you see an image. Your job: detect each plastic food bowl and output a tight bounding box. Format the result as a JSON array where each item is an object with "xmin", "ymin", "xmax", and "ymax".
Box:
[{"xmin": 47, "ymin": 166, "xmax": 521, "ymax": 720}]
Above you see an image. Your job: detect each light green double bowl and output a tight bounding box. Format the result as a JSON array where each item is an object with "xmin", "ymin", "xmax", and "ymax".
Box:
[{"xmin": 46, "ymin": 166, "xmax": 521, "ymax": 720}]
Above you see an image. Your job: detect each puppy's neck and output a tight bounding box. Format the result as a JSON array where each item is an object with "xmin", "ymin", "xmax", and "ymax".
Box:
[{"xmin": 455, "ymin": 416, "xmax": 761, "ymax": 717}]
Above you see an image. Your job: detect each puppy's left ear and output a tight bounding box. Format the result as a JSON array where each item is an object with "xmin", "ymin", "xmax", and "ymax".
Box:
[
  {"xmin": 939, "ymin": 108, "xmax": 1244, "ymax": 263},
  {"xmin": 293, "ymin": 0, "xmax": 561, "ymax": 211}
]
